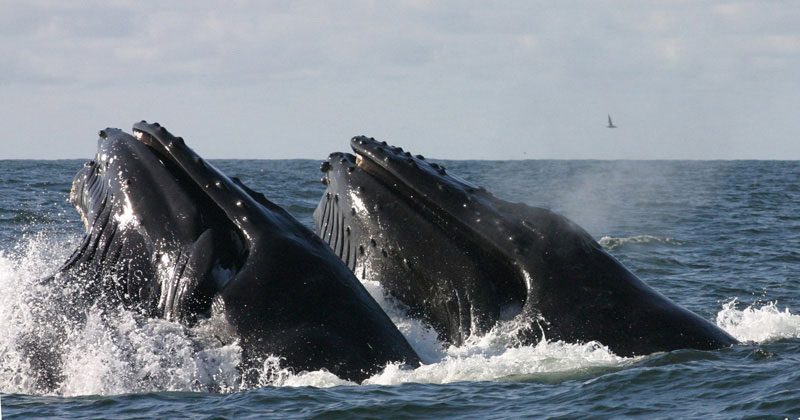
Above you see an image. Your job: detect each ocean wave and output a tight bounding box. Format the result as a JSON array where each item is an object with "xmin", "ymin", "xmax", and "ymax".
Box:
[
  {"xmin": 364, "ymin": 339, "xmax": 630, "ymax": 386},
  {"xmin": 8, "ymin": 233, "xmax": 792, "ymax": 396},
  {"xmin": 715, "ymin": 299, "xmax": 800, "ymax": 343},
  {"xmin": 0, "ymin": 233, "xmax": 638, "ymax": 395},
  {"xmin": 240, "ymin": 329, "xmax": 633, "ymax": 388},
  {"xmin": 598, "ymin": 235, "xmax": 683, "ymax": 250}
]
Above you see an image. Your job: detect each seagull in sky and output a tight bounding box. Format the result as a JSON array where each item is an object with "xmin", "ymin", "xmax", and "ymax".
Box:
[{"xmin": 607, "ymin": 114, "xmax": 617, "ymax": 128}]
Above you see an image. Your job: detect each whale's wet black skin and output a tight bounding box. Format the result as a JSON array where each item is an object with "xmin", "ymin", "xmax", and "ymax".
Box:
[
  {"xmin": 45, "ymin": 124, "xmax": 419, "ymax": 386},
  {"xmin": 314, "ymin": 136, "xmax": 738, "ymax": 356}
]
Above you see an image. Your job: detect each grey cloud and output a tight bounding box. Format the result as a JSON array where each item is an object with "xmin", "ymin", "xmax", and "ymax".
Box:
[{"xmin": 0, "ymin": 0, "xmax": 798, "ymax": 159}]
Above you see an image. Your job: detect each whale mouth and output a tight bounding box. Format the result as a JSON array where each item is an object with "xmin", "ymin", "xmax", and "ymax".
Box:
[
  {"xmin": 128, "ymin": 121, "xmax": 255, "ymax": 282},
  {"xmin": 68, "ymin": 122, "xmax": 257, "ymax": 321},
  {"xmin": 317, "ymin": 136, "xmax": 528, "ymax": 342}
]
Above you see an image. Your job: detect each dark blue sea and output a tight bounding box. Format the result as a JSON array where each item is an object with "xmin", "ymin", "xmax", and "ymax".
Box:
[{"xmin": 1, "ymin": 159, "xmax": 799, "ymax": 418}]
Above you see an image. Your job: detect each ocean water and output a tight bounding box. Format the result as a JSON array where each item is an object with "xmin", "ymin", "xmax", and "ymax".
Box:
[{"xmin": 1, "ymin": 159, "xmax": 799, "ymax": 418}]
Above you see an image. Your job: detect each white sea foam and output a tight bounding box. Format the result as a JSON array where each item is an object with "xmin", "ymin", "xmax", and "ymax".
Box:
[
  {"xmin": 0, "ymin": 233, "xmax": 241, "ymax": 396},
  {"xmin": 598, "ymin": 235, "xmax": 682, "ymax": 250},
  {"xmin": 365, "ymin": 335, "xmax": 630, "ymax": 386},
  {"xmin": 0, "ymin": 233, "xmax": 637, "ymax": 394},
  {"xmin": 250, "ymin": 356, "xmax": 355, "ymax": 388},
  {"xmin": 716, "ymin": 299, "xmax": 800, "ymax": 343},
  {"xmin": 244, "ymin": 290, "xmax": 634, "ymax": 388},
  {"xmin": 6, "ymin": 232, "xmax": 796, "ymax": 396}
]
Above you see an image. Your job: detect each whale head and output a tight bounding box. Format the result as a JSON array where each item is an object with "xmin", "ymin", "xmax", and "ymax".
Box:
[
  {"xmin": 315, "ymin": 136, "xmax": 738, "ymax": 354},
  {"xmin": 315, "ymin": 137, "xmax": 527, "ymax": 344},
  {"xmin": 53, "ymin": 125, "xmax": 420, "ymax": 383},
  {"xmin": 65, "ymin": 124, "xmax": 245, "ymax": 321}
]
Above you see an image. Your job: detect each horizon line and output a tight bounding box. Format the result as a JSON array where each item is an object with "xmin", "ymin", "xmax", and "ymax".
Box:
[{"xmin": 2, "ymin": 157, "xmax": 799, "ymax": 162}]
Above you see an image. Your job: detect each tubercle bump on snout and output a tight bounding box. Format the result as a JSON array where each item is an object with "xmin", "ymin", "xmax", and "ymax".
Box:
[
  {"xmin": 129, "ymin": 120, "xmax": 270, "ymax": 244},
  {"xmin": 321, "ymin": 152, "xmax": 358, "ymax": 173},
  {"xmin": 344, "ymin": 136, "xmax": 502, "ymax": 207},
  {"xmin": 350, "ymin": 135, "xmax": 448, "ymax": 177},
  {"xmin": 133, "ymin": 121, "xmax": 173, "ymax": 146},
  {"xmin": 95, "ymin": 128, "xmax": 134, "ymax": 154},
  {"xmin": 130, "ymin": 121, "xmax": 222, "ymax": 193}
]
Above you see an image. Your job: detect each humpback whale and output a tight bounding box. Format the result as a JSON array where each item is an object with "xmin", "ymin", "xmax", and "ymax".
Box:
[
  {"xmin": 314, "ymin": 137, "xmax": 738, "ymax": 356},
  {"xmin": 41, "ymin": 123, "xmax": 419, "ymax": 387}
]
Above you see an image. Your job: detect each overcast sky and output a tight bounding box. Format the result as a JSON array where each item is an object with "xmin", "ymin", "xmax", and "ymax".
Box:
[{"xmin": 1, "ymin": 1, "xmax": 798, "ymax": 159}]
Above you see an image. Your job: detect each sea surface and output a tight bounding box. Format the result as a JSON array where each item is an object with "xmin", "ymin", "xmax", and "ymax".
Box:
[{"xmin": 1, "ymin": 158, "xmax": 799, "ymax": 418}]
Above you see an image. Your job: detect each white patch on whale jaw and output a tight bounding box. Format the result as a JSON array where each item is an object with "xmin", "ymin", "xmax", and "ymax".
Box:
[
  {"xmin": 520, "ymin": 268, "xmax": 533, "ymax": 291},
  {"xmin": 114, "ymin": 180, "xmax": 140, "ymax": 231},
  {"xmin": 348, "ymin": 190, "xmax": 369, "ymax": 215}
]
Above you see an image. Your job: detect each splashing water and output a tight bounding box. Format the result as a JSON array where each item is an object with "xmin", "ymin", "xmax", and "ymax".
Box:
[
  {"xmin": 716, "ymin": 299, "xmax": 800, "ymax": 343},
  {"xmin": 0, "ymin": 233, "xmax": 243, "ymax": 396},
  {"xmin": 0, "ymin": 233, "xmax": 637, "ymax": 394},
  {"xmin": 2, "ymin": 232, "xmax": 798, "ymax": 396}
]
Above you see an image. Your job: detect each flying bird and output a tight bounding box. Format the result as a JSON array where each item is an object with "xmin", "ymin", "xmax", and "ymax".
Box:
[{"xmin": 607, "ymin": 114, "xmax": 617, "ymax": 128}]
